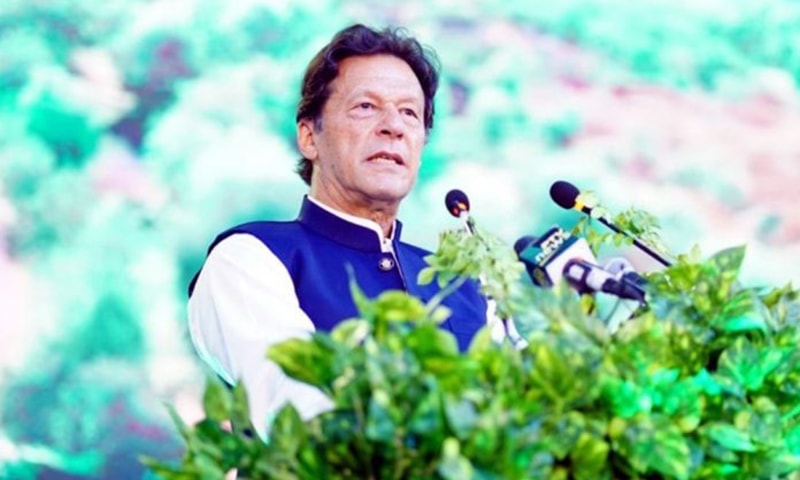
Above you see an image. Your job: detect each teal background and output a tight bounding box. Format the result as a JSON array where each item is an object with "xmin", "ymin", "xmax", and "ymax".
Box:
[{"xmin": 1, "ymin": 1, "xmax": 799, "ymax": 477}]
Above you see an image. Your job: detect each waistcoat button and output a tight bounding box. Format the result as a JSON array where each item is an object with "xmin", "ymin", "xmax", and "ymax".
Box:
[{"xmin": 378, "ymin": 256, "xmax": 395, "ymax": 271}]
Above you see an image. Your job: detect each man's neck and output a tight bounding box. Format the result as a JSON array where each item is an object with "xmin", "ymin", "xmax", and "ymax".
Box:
[
  {"xmin": 366, "ymin": 211, "xmax": 396, "ymax": 239},
  {"xmin": 307, "ymin": 196, "xmax": 396, "ymax": 239}
]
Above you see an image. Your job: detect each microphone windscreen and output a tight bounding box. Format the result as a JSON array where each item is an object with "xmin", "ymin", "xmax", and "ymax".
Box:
[
  {"xmin": 513, "ymin": 235, "xmax": 538, "ymax": 255},
  {"xmin": 445, "ymin": 189, "xmax": 470, "ymax": 217},
  {"xmin": 549, "ymin": 180, "xmax": 580, "ymax": 210}
]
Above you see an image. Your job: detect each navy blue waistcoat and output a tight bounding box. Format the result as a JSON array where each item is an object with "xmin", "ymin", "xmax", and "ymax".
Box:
[{"xmin": 189, "ymin": 197, "xmax": 487, "ymax": 351}]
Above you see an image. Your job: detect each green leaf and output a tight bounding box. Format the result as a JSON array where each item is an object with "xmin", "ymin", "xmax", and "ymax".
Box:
[
  {"xmin": 751, "ymin": 452, "xmax": 800, "ymax": 477},
  {"xmin": 702, "ymin": 422, "xmax": 757, "ymax": 452},
  {"xmin": 417, "ymin": 266, "xmax": 437, "ymax": 286},
  {"xmin": 438, "ymin": 438, "xmax": 475, "ymax": 480},
  {"xmin": 602, "ymin": 378, "xmax": 652, "ymax": 418},
  {"xmin": 548, "ymin": 411, "xmax": 586, "ymax": 459},
  {"xmin": 230, "ymin": 382, "xmax": 252, "ymax": 434},
  {"xmin": 570, "ymin": 432, "xmax": 609, "ymax": 480},
  {"xmin": 694, "ymin": 368, "xmax": 722, "ymax": 396},
  {"xmin": 267, "ymin": 337, "xmax": 335, "ymax": 387},
  {"xmin": 408, "ymin": 387, "xmax": 445, "ymax": 436},
  {"xmin": 202, "ymin": 377, "xmax": 233, "ymax": 422},
  {"xmin": 139, "ymin": 457, "xmax": 195, "ymax": 480},
  {"xmin": 366, "ymin": 389, "xmax": 396, "ymax": 442},
  {"xmin": 165, "ymin": 403, "xmax": 192, "ymax": 441},
  {"xmin": 429, "ymin": 304, "xmax": 453, "ymax": 324},
  {"xmin": 645, "ymin": 427, "xmax": 692, "ymax": 480},
  {"xmin": 444, "ymin": 397, "xmax": 479, "ymax": 439},
  {"xmin": 737, "ymin": 399, "xmax": 783, "ymax": 449},
  {"xmin": 466, "ymin": 327, "xmax": 495, "ymax": 354},
  {"xmin": 709, "ymin": 246, "xmax": 746, "ymax": 278},
  {"xmin": 317, "ymin": 409, "xmax": 359, "ymax": 444},
  {"xmin": 716, "ymin": 338, "xmax": 765, "ymax": 393},
  {"xmin": 372, "ymin": 289, "xmax": 429, "ymax": 325},
  {"xmin": 717, "ymin": 313, "xmax": 767, "ymax": 333},
  {"xmin": 194, "ymin": 454, "xmax": 228, "ymax": 480},
  {"xmin": 713, "ymin": 290, "xmax": 766, "ymax": 333},
  {"xmin": 407, "ymin": 322, "xmax": 459, "ymax": 357},
  {"xmin": 347, "ymin": 266, "xmax": 372, "ymax": 316},
  {"xmin": 614, "ymin": 415, "xmax": 691, "ymax": 479},
  {"xmin": 692, "ymin": 461, "xmax": 741, "ymax": 478},
  {"xmin": 787, "ymin": 423, "xmax": 800, "ymax": 455},
  {"xmin": 269, "ymin": 403, "xmax": 307, "ymax": 456},
  {"xmin": 330, "ymin": 319, "xmax": 370, "ymax": 347},
  {"xmin": 527, "ymin": 342, "xmax": 579, "ymax": 406},
  {"xmin": 716, "ymin": 342, "xmax": 789, "ymax": 397}
]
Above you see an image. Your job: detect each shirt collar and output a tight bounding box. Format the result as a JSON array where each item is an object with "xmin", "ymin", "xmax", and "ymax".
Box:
[{"xmin": 300, "ymin": 196, "xmax": 401, "ymax": 252}]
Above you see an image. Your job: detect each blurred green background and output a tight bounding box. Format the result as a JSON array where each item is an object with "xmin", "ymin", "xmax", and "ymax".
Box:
[{"xmin": 1, "ymin": 0, "xmax": 799, "ymax": 477}]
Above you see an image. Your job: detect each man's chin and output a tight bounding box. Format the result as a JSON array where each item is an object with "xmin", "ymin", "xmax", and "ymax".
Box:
[{"xmin": 363, "ymin": 186, "xmax": 412, "ymax": 205}]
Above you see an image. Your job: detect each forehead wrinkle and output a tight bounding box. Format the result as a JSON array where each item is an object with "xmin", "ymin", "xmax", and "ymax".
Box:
[
  {"xmin": 325, "ymin": 56, "xmax": 426, "ymax": 114},
  {"xmin": 347, "ymin": 86, "xmax": 424, "ymax": 105}
]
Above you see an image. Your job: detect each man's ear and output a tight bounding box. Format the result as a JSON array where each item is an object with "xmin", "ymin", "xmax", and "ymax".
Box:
[{"xmin": 297, "ymin": 120, "xmax": 318, "ymax": 160}]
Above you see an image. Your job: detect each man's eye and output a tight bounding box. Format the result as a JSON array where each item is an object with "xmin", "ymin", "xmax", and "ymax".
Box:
[
  {"xmin": 401, "ymin": 108, "xmax": 419, "ymax": 118},
  {"xmin": 358, "ymin": 102, "xmax": 374, "ymax": 109}
]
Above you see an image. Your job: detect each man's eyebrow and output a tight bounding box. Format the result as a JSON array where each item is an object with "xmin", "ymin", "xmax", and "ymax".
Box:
[{"xmin": 348, "ymin": 88, "xmax": 424, "ymax": 104}]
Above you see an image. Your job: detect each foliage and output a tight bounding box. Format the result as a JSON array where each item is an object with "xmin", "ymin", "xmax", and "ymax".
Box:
[
  {"xmin": 418, "ymin": 224, "xmax": 526, "ymax": 320},
  {"xmin": 572, "ymin": 190, "xmax": 674, "ymax": 261},
  {"xmin": 147, "ymin": 208, "xmax": 800, "ymax": 479}
]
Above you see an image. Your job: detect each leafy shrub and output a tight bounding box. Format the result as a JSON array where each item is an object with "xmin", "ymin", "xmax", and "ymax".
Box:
[{"xmin": 145, "ymin": 211, "xmax": 800, "ymax": 479}]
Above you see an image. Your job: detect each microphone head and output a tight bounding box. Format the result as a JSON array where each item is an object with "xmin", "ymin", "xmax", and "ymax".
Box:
[
  {"xmin": 549, "ymin": 180, "xmax": 580, "ymax": 210},
  {"xmin": 445, "ymin": 189, "xmax": 470, "ymax": 217},
  {"xmin": 603, "ymin": 257, "xmax": 636, "ymax": 276},
  {"xmin": 513, "ymin": 235, "xmax": 538, "ymax": 255},
  {"xmin": 516, "ymin": 226, "xmax": 598, "ymax": 288}
]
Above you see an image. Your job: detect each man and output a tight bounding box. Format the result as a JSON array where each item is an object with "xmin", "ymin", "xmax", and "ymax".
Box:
[{"xmin": 187, "ymin": 24, "xmax": 488, "ymax": 439}]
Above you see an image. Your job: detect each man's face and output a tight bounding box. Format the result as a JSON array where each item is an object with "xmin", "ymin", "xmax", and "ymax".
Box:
[{"xmin": 298, "ymin": 54, "xmax": 427, "ymax": 214}]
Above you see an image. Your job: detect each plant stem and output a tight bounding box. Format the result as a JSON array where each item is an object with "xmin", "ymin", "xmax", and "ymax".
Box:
[{"xmin": 425, "ymin": 276, "xmax": 468, "ymax": 315}]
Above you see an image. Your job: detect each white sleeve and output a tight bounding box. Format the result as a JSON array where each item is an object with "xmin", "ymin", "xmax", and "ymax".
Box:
[{"xmin": 187, "ymin": 233, "xmax": 333, "ymax": 439}]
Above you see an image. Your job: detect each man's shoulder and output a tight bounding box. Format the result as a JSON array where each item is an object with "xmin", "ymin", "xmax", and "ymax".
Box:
[
  {"xmin": 209, "ymin": 220, "xmax": 305, "ymax": 252},
  {"xmin": 221, "ymin": 219, "xmax": 300, "ymax": 237}
]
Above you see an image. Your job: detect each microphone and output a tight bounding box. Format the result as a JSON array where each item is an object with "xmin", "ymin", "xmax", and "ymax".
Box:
[
  {"xmin": 444, "ymin": 188, "xmax": 527, "ymax": 349},
  {"xmin": 513, "ymin": 235, "xmax": 539, "ymax": 261},
  {"xmin": 603, "ymin": 257, "xmax": 648, "ymax": 293},
  {"xmin": 445, "ymin": 188, "xmax": 475, "ymax": 234},
  {"xmin": 549, "ymin": 180, "xmax": 672, "ymax": 268},
  {"xmin": 563, "ymin": 259, "xmax": 646, "ymax": 302},
  {"xmin": 514, "ymin": 226, "xmax": 646, "ymax": 302},
  {"xmin": 514, "ymin": 226, "xmax": 597, "ymax": 290}
]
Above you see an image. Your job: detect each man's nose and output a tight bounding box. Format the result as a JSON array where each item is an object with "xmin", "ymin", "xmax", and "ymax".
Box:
[{"xmin": 377, "ymin": 108, "xmax": 405, "ymax": 139}]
